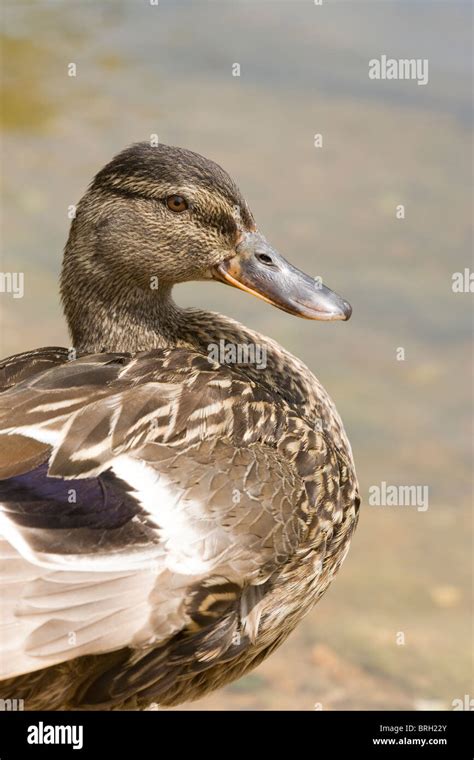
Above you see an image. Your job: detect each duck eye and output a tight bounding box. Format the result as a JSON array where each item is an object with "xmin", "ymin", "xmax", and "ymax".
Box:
[{"xmin": 166, "ymin": 195, "xmax": 188, "ymax": 213}]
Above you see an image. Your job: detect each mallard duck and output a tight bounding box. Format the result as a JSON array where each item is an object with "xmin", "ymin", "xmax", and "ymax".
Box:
[{"xmin": 0, "ymin": 143, "xmax": 359, "ymax": 709}]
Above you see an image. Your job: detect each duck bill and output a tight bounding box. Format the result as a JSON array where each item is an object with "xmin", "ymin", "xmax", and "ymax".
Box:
[{"xmin": 213, "ymin": 232, "xmax": 352, "ymax": 321}]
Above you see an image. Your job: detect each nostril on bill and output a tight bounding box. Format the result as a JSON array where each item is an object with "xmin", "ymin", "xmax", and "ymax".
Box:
[{"xmin": 256, "ymin": 253, "xmax": 273, "ymax": 265}]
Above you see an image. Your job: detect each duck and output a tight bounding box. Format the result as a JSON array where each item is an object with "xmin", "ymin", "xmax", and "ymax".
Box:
[{"xmin": 0, "ymin": 142, "xmax": 359, "ymax": 709}]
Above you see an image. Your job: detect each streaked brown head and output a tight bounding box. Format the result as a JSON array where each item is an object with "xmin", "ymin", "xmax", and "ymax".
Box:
[{"xmin": 61, "ymin": 142, "xmax": 351, "ymax": 352}]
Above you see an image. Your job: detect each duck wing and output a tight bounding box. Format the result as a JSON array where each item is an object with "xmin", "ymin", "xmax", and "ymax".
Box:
[
  {"xmin": 0, "ymin": 348, "xmax": 356, "ymax": 703},
  {"xmin": 0, "ymin": 347, "xmax": 70, "ymax": 392}
]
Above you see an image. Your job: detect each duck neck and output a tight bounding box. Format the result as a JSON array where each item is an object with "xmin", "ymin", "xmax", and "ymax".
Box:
[{"xmin": 62, "ymin": 273, "xmax": 186, "ymax": 354}]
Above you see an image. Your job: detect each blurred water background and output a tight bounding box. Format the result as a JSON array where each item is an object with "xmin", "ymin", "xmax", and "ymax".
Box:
[{"xmin": 1, "ymin": 0, "xmax": 472, "ymax": 710}]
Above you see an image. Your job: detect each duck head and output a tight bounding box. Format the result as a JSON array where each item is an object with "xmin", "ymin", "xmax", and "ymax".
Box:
[{"xmin": 61, "ymin": 142, "xmax": 351, "ymax": 352}]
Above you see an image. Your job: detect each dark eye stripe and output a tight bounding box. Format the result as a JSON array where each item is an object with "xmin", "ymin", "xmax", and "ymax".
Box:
[
  {"xmin": 193, "ymin": 210, "xmax": 237, "ymax": 237},
  {"xmin": 98, "ymin": 183, "xmax": 246, "ymax": 236}
]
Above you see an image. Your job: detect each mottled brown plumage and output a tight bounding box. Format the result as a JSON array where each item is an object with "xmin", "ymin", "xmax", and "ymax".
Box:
[{"xmin": 0, "ymin": 143, "xmax": 359, "ymax": 709}]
